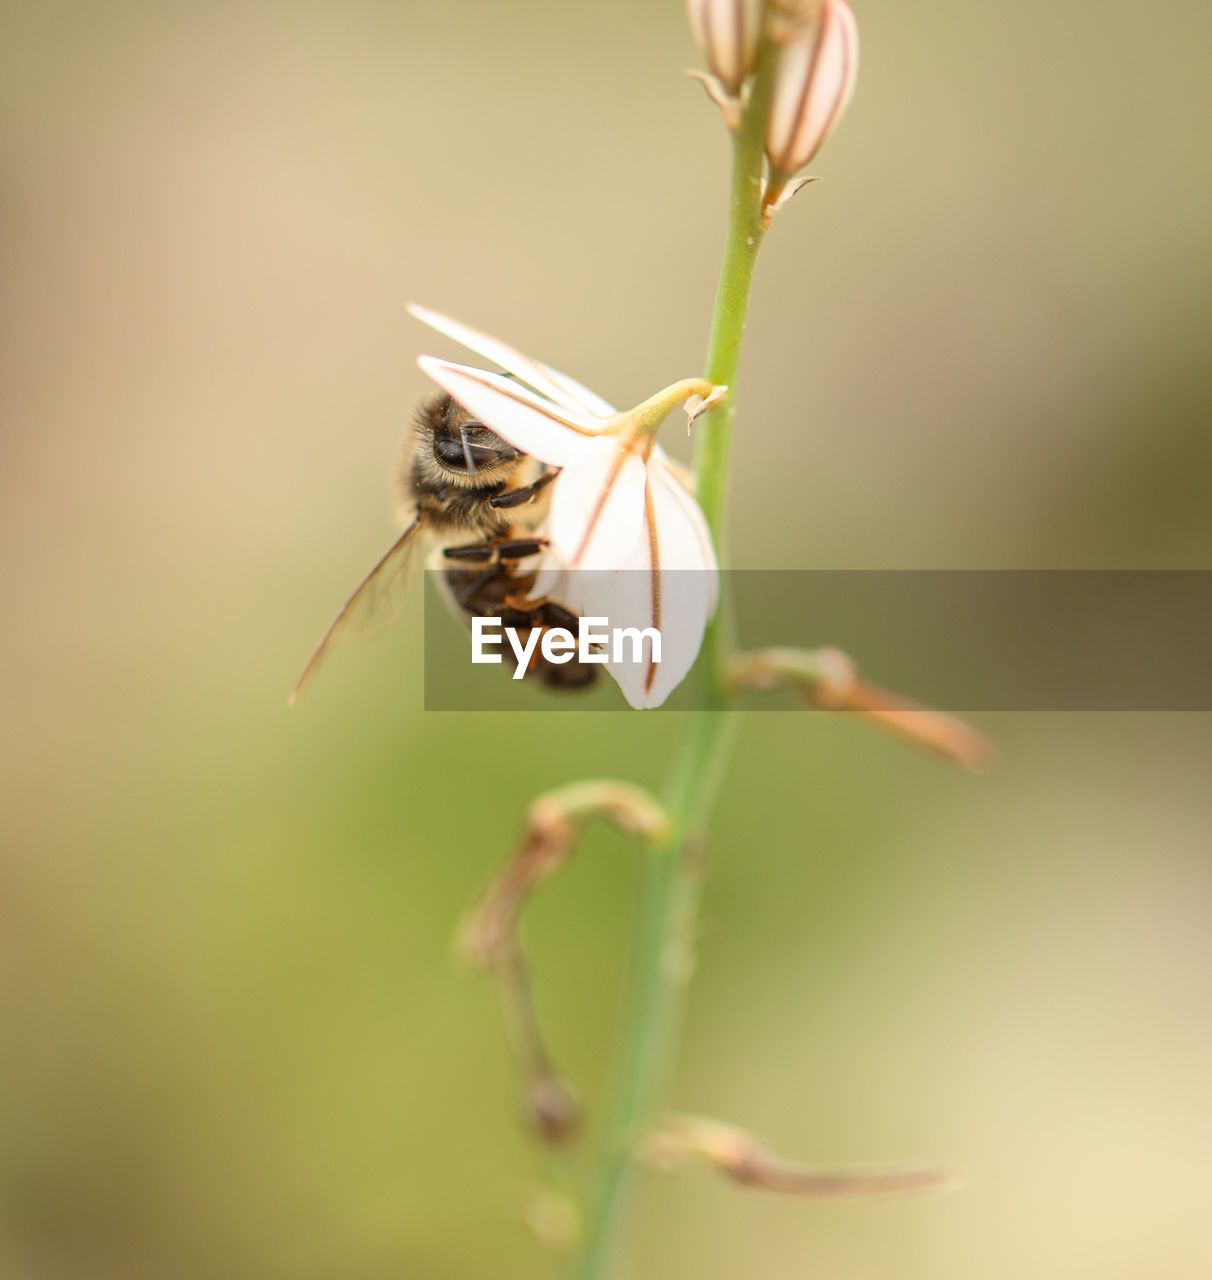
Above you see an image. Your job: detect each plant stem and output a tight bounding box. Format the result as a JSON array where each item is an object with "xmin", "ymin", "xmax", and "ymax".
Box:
[
  {"xmin": 695, "ymin": 86, "xmax": 769, "ymax": 556},
  {"xmin": 568, "ymin": 68, "xmax": 771, "ymax": 1280}
]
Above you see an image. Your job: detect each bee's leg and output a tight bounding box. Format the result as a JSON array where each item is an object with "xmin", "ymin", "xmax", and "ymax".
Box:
[
  {"xmin": 443, "ymin": 538, "xmax": 547, "ymax": 563},
  {"xmin": 494, "ymin": 538, "xmax": 547, "ymax": 560},
  {"xmin": 489, "ymin": 469, "xmax": 558, "ymax": 510},
  {"xmin": 537, "ymin": 600, "xmax": 607, "ymax": 664},
  {"xmin": 535, "ymin": 601, "xmax": 579, "ymax": 630},
  {"xmin": 499, "ymin": 597, "xmax": 580, "ymax": 631},
  {"xmin": 497, "ymin": 596, "xmax": 589, "ymax": 642},
  {"xmin": 442, "ymin": 544, "xmax": 495, "ymax": 564}
]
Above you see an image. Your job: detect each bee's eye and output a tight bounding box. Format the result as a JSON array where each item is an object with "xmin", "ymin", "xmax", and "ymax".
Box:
[
  {"xmin": 434, "ymin": 432, "xmax": 519, "ymax": 473},
  {"xmin": 435, "ymin": 437, "xmax": 472, "ymax": 468}
]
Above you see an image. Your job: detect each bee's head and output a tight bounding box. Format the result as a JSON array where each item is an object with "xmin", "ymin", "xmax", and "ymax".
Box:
[{"xmin": 423, "ymin": 395, "xmax": 521, "ymax": 482}]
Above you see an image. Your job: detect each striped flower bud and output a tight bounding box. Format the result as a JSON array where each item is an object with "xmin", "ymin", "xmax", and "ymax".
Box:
[
  {"xmin": 763, "ymin": 0, "xmax": 859, "ymax": 219},
  {"xmin": 686, "ymin": 0, "xmax": 763, "ymax": 95}
]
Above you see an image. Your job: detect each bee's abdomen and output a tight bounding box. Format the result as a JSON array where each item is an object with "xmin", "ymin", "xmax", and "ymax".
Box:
[{"xmin": 443, "ymin": 562, "xmax": 599, "ymax": 692}]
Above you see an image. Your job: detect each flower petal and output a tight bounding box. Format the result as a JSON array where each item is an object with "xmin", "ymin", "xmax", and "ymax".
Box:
[
  {"xmin": 548, "ymin": 436, "xmax": 647, "ymax": 571},
  {"xmin": 409, "ymin": 304, "xmax": 617, "ymax": 420},
  {"xmin": 417, "ymin": 357, "xmax": 598, "ymax": 468},
  {"xmin": 651, "ymin": 457, "xmax": 720, "ymax": 615},
  {"xmin": 568, "ymin": 464, "xmax": 719, "ymax": 709},
  {"xmin": 650, "ymin": 445, "xmax": 694, "ymax": 494}
]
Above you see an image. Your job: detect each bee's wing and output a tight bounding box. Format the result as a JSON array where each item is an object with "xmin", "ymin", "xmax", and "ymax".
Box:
[{"xmin": 289, "ymin": 519, "xmax": 424, "ymax": 705}]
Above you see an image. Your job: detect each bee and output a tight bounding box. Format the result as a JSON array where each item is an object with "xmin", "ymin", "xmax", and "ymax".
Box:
[{"xmin": 290, "ymin": 393, "xmax": 597, "ymax": 703}]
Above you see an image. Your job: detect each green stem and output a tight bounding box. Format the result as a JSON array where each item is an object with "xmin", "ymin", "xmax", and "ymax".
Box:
[
  {"xmin": 696, "ymin": 86, "xmax": 769, "ymax": 552},
  {"xmin": 568, "ymin": 65, "xmax": 772, "ymax": 1280}
]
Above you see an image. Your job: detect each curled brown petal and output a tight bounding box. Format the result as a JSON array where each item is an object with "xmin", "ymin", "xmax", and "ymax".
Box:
[
  {"xmin": 643, "ymin": 1115, "xmax": 963, "ymax": 1200},
  {"xmin": 456, "ymin": 782, "xmax": 669, "ymax": 1145},
  {"xmin": 729, "ymin": 646, "xmax": 994, "ymax": 772}
]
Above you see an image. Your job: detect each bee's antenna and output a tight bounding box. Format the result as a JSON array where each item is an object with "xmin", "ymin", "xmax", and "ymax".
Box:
[{"xmin": 459, "ymin": 424, "xmax": 477, "ymax": 475}]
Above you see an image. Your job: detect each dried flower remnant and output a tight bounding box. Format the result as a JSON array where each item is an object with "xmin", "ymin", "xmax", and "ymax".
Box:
[
  {"xmin": 763, "ymin": 0, "xmax": 859, "ymax": 223},
  {"xmin": 729, "ymin": 646, "xmax": 994, "ymax": 771},
  {"xmin": 411, "ymin": 306, "xmax": 724, "ymax": 708},
  {"xmin": 642, "ymin": 1114, "xmax": 962, "ymax": 1199},
  {"xmin": 458, "ymin": 781, "xmax": 670, "ymax": 1144},
  {"xmin": 460, "ymin": 780, "xmax": 670, "ymax": 969}
]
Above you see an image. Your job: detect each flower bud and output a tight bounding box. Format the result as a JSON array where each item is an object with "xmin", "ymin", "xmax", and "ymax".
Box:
[
  {"xmin": 686, "ymin": 0, "xmax": 763, "ymax": 94},
  {"xmin": 764, "ymin": 0, "xmax": 859, "ymax": 183}
]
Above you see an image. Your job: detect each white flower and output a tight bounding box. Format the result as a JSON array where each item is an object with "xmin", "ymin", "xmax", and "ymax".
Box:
[{"xmin": 409, "ymin": 305, "xmax": 724, "ymax": 709}]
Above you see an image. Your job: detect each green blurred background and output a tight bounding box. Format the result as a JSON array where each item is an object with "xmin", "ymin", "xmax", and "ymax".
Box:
[{"xmin": 2, "ymin": 1, "xmax": 1210, "ymax": 1276}]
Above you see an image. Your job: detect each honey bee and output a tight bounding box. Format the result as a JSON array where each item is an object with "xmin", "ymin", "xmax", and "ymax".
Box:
[{"xmin": 290, "ymin": 393, "xmax": 597, "ymax": 703}]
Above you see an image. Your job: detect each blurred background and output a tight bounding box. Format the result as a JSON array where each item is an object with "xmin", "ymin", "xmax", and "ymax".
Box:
[{"xmin": 2, "ymin": 0, "xmax": 1210, "ymax": 1276}]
